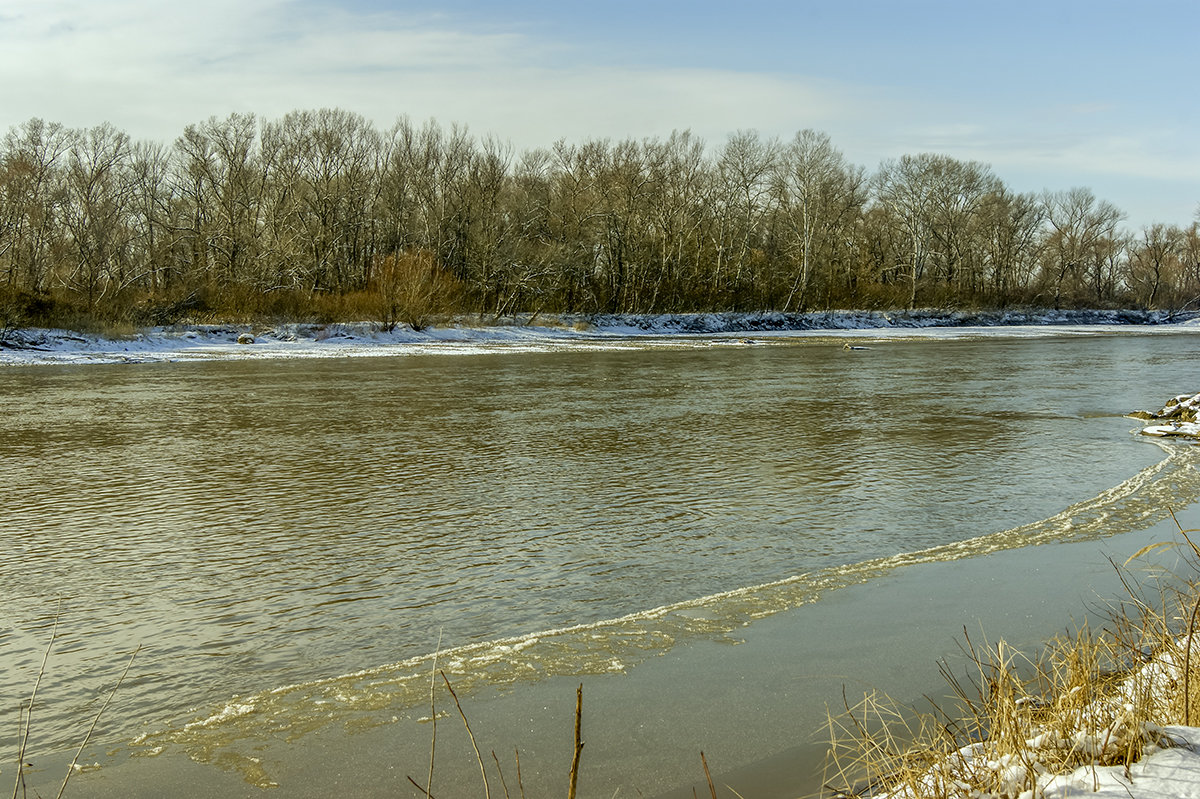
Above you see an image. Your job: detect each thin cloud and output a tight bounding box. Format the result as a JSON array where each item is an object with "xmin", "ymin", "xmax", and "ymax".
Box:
[
  {"xmin": 0, "ymin": 0, "xmax": 868, "ymax": 148},
  {"xmin": 1, "ymin": 0, "xmax": 1195, "ymax": 228}
]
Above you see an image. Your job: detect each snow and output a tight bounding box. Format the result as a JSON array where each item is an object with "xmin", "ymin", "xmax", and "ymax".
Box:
[
  {"xmin": 0, "ymin": 321, "xmax": 600, "ymax": 365},
  {"xmin": 1142, "ymin": 423, "xmax": 1200, "ymax": 437},
  {"xmin": 1, "ymin": 309, "xmax": 1197, "ymax": 366},
  {"xmin": 913, "ymin": 726, "xmax": 1200, "ymax": 799},
  {"xmin": 1038, "ymin": 733, "xmax": 1200, "ymax": 798},
  {"xmin": 1135, "ymin": 390, "xmax": 1200, "ymax": 439},
  {"xmin": 872, "ymin": 642, "xmax": 1200, "ymax": 799}
]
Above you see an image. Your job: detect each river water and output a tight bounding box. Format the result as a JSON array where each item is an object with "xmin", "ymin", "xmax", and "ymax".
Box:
[{"xmin": 4, "ymin": 327, "xmax": 1200, "ymax": 797}]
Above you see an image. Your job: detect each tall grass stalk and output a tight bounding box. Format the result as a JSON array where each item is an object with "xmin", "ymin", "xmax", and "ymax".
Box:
[
  {"xmin": 12, "ymin": 611, "xmax": 135, "ymax": 799},
  {"xmin": 13, "ymin": 605, "xmax": 59, "ymax": 799},
  {"xmin": 822, "ymin": 515, "xmax": 1200, "ymax": 799},
  {"xmin": 441, "ymin": 671, "xmax": 491, "ymax": 799},
  {"xmin": 56, "ymin": 646, "xmax": 139, "ymax": 799},
  {"xmin": 427, "ymin": 631, "xmax": 442, "ymax": 799}
]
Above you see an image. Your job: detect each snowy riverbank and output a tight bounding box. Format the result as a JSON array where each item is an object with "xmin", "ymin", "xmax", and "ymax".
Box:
[
  {"xmin": 1, "ymin": 308, "xmax": 1197, "ymax": 366},
  {"xmin": 1034, "ymin": 731, "xmax": 1200, "ymax": 798},
  {"xmin": 835, "ymin": 389, "xmax": 1200, "ymax": 799},
  {"xmin": 1134, "ymin": 392, "xmax": 1200, "ymax": 440},
  {"xmin": 866, "ymin": 723, "xmax": 1200, "ymax": 798}
]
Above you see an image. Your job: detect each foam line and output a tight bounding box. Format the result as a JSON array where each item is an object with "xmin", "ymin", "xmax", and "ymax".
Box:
[{"xmin": 133, "ymin": 440, "xmax": 1200, "ymax": 786}]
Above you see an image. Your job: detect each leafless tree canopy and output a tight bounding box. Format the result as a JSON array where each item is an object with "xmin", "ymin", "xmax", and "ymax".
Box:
[{"xmin": 1, "ymin": 111, "xmax": 1197, "ymax": 329}]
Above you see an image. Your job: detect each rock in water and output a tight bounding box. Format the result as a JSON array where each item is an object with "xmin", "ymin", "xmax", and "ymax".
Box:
[{"xmin": 237, "ymin": 333, "xmax": 255, "ymax": 345}]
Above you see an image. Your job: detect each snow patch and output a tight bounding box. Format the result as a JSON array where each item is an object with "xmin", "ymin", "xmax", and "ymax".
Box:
[{"xmin": 2, "ymin": 310, "xmax": 1197, "ymax": 367}]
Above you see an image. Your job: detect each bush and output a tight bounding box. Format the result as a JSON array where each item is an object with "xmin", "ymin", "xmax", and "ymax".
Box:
[{"xmin": 371, "ymin": 251, "xmax": 464, "ymax": 331}]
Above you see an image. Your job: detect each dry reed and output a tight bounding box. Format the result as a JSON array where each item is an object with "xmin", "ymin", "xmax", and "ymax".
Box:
[
  {"xmin": 11, "ymin": 611, "xmax": 137, "ymax": 799},
  {"xmin": 821, "ymin": 516, "xmax": 1200, "ymax": 799}
]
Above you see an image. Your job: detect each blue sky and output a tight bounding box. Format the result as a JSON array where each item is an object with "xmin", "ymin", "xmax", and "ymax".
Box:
[{"xmin": 2, "ymin": 0, "xmax": 1197, "ymax": 229}]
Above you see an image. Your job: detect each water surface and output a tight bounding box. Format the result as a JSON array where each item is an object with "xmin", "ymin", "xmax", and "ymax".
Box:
[{"xmin": 3, "ymin": 329, "xmax": 1200, "ymax": 796}]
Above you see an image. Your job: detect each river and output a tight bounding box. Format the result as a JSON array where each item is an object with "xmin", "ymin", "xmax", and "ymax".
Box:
[{"xmin": 4, "ymin": 326, "xmax": 1200, "ymax": 797}]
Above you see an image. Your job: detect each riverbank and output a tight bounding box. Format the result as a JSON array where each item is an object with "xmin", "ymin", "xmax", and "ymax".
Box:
[
  {"xmin": 1, "ymin": 308, "xmax": 1196, "ymax": 366},
  {"xmin": 820, "ymin": 391, "xmax": 1200, "ymax": 799},
  {"xmin": 832, "ymin": 638, "xmax": 1200, "ymax": 799},
  {"xmin": 826, "ymin": 622, "xmax": 1200, "ymax": 799}
]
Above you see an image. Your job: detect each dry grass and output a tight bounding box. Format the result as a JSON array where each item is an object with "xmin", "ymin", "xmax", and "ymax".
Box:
[
  {"xmin": 821, "ymin": 517, "xmax": 1200, "ymax": 799},
  {"xmin": 11, "ymin": 611, "xmax": 138, "ymax": 799},
  {"xmin": 406, "ymin": 678, "xmax": 587, "ymax": 799}
]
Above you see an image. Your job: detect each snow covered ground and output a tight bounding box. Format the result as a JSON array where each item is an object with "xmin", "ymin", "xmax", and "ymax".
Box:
[
  {"xmin": 1038, "ymin": 733, "xmax": 1200, "ymax": 798},
  {"xmin": 875, "ymin": 724, "xmax": 1200, "ymax": 798},
  {"xmin": 1135, "ymin": 392, "xmax": 1200, "ymax": 439},
  {"xmin": 2, "ymin": 309, "xmax": 1198, "ymax": 366}
]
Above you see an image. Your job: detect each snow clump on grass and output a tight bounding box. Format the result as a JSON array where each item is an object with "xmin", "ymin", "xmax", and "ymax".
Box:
[{"xmin": 822, "ymin": 521, "xmax": 1200, "ymax": 799}]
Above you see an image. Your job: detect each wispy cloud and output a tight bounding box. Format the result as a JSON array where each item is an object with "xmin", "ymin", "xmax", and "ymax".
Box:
[
  {"xmin": 0, "ymin": 0, "xmax": 543, "ymax": 134},
  {"xmin": 0, "ymin": 0, "xmax": 864, "ymax": 147},
  {"xmin": 1, "ymin": 0, "xmax": 1196, "ymax": 226}
]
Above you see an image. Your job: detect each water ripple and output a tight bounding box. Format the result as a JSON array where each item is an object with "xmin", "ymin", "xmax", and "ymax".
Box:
[{"xmin": 2, "ymin": 335, "xmax": 1198, "ymax": 769}]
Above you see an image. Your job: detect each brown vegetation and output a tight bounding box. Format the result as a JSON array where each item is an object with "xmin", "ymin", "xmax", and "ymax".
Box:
[
  {"xmin": 822, "ymin": 518, "xmax": 1200, "ymax": 799},
  {"xmin": 2, "ymin": 112, "xmax": 1199, "ymax": 331}
]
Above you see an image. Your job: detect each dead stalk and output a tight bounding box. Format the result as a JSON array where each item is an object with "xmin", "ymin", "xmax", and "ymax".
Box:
[
  {"xmin": 491, "ymin": 750, "xmax": 511, "ymax": 799},
  {"xmin": 427, "ymin": 632, "xmax": 442, "ymax": 799},
  {"xmin": 515, "ymin": 747, "xmax": 526, "ymax": 799},
  {"xmin": 57, "ymin": 645, "xmax": 139, "ymax": 799},
  {"xmin": 1186, "ymin": 593, "xmax": 1200, "ymax": 725},
  {"xmin": 567, "ymin": 683, "xmax": 584, "ymax": 799},
  {"xmin": 440, "ymin": 671, "xmax": 490, "ymax": 799},
  {"xmin": 700, "ymin": 751, "xmax": 717, "ymax": 799},
  {"xmin": 14, "ymin": 603, "xmax": 61, "ymax": 799},
  {"xmin": 407, "ymin": 775, "xmax": 437, "ymax": 798}
]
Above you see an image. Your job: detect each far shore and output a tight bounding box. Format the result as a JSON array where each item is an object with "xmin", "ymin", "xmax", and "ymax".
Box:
[{"xmin": 3, "ymin": 308, "xmax": 1197, "ymax": 367}]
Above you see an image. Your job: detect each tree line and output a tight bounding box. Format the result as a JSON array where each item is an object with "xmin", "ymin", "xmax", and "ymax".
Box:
[{"xmin": 1, "ymin": 109, "xmax": 1198, "ymax": 331}]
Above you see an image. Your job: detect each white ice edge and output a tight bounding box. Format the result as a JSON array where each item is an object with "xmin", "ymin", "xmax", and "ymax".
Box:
[
  {"xmin": 169, "ymin": 439, "xmax": 1192, "ymax": 730},
  {"xmin": 1143, "ymin": 423, "xmax": 1200, "ymax": 437},
  {"xmin": 3, "ymin": 310, "xmax": 1199, "ymax": 366}
]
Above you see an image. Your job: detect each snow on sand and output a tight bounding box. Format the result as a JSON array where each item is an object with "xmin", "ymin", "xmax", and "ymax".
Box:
[{"xmin": 2, "ymin": 309, "xmax": 1197, "ymax": 366}]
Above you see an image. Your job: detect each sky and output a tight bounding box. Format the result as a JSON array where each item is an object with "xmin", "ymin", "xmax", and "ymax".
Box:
[{"xmin": 1, "ymin": 0, "xmax": 1197, "ymax": 230}]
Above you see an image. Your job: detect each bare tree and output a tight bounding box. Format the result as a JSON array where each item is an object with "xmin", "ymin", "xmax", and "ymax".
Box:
[
  {"xmin": 773, "ymin": 129, "xmax": 866, "ymax": 310},
  {"xmin": 126, "ymin": 140, "xmax": 176, "ymax": 296},
  {"xmin": 457, "ymin": 135, "xmax": 515, "ymax": 313},
  {"xmin": 263, "ymin": 109, "xmax": 385, "ymax": 292},
  {"xmin": 974, "ymin": 188, "xmax": 1044, "ymax": 303},
  {"xmin": 712, "ymin": 130, "xmax": 780, "ymax": 304},
  {"xmin": 1040, "ymin": 187, "xmax": 1124, "ymax": 308},
  {"xmin": 873, "ymin": 155, "xmax": 938, "ymax": 308},
  {"xmin": 0, "ymin": 119, "xmax": 72, "ymax": 293},
  {"xmin": 10, "ymin": 108, "xmax": 1200, "ymax": 325},
  {"xmin": 643, "ymin": 130, "xmax": 709, "ymax": 310},
  {"xmin": 1127, "ymin": 223, "xmax": 1184, "ymax": 308},
  {"xmin": 173, "ymin": 113, "xmax": 265, "ymax": 289},
  {"xmin": 546, "ymin": 138, "xmax": 607, "ymax": 310},
  {"xmin": 59, "ymin": 124, "xmax": 138, "ymax": 308}
]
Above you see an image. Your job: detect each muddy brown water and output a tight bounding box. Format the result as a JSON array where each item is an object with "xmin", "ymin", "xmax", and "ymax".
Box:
[{"xmin": 4, "ymin": 329, "xmax": 1200, "ymax": 797}]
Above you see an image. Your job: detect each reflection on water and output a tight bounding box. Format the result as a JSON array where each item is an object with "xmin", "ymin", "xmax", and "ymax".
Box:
[{"xmin": 2, "ymin": 331, "xmax": 1200, "ymax": 787}]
